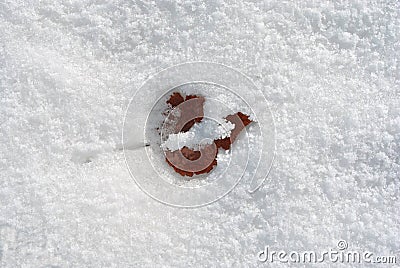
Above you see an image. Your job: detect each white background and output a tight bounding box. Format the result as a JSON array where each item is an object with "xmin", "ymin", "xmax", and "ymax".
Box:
[{"xmin": 0, "ymin": 0, "xmax": 399, "ymax": 267}]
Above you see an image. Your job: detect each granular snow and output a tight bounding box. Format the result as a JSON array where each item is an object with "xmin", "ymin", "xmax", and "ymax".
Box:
[{"xmin": 0, "ymin": 0, "xmax": 399, "ymax": 267}]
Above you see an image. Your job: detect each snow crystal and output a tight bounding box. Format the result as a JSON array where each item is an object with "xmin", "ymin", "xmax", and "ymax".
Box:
[
  {"xmin": 1, "ymin": 0, "xmax": 399, "ymax": 267},
  {"xmin": 162, "ymin": 118, "xmax": 235, "ymax": 151}
]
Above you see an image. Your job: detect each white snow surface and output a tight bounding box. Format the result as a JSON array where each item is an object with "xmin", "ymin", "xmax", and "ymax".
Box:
[
  {"xmin": 1, "ymin": 0, "xmax": 399, "ymax": 267},
  {"xmin": 161, "ymin": 118, "xmax": 235, "ymax": 151}
]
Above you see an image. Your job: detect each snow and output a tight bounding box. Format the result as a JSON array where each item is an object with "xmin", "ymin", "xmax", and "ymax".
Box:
[
  {"xmin": 1, "ymin": 0, "xmax": 399, "ymax": 267},
  {"xmin": 161, "ymin": 118, "xmax": 235, "ymax": 151}
]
